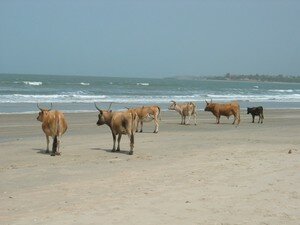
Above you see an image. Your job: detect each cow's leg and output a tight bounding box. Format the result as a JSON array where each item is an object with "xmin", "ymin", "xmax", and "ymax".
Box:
[
  {"xmin": 193, "ymin": 113, "xmax": 197, "ymax": 125},
  {"xmin": 216, "ymin": 116, "xmax": 220, "ymax": 124},
  {"xmin": 261, "ymin": 114, "xmax": 263, "ymax": 123},
  {"xmin": 128, "ymin": 133, "xmax": 134, "ymax": 155},
  {"xmin": 252, "ymin": 114, "xmax": 255, "ymax": 123},
  {"xmin": 116, "ymin": 134, "xmax": 122, "ymax": 151},
  {"xmin": 111, "ymin": 133, "xmax": 116, "ymax": 152},
  {"xmin": 186, "ymin": 114, "xmax": 191, "ymax": 125},
  {"xmin": 258, "ymin": 115, "xmax": 261, "ymax": 123},
  {"xmin": 45, "ymin": 135, "xmax": 50, "ymax": 154},
  {"xmin": 232, "ymin": 114, "xmax": 237, "ymax": 124},
  {"xmin": 153, "ymin": 116, "xmax": 159, "ymax": 133},
  {"xmin": 135, "ymin": 120, "xmax": 139, "ymax": 132},
  {"xmin": 139, "ymin": 121, "xmax": 143, "ymax": 133}
]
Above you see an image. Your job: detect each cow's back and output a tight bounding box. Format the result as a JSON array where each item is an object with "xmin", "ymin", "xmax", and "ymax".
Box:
[
  {"xmin": 216, "ymin": 102, "xmax": 240, "ymax": 116},
  {"xmin": 42, "ymin": 111, "xmax": 67, "ymax": 136},
  {"xmin": 111, "ymin": 112, "xmax": 134, "ymax": 134}
]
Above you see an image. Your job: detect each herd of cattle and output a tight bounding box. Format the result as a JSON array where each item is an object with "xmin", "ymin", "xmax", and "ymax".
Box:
[{"xmin": 36, "ymin": 101, "xmax": 264, "ymax": 156}]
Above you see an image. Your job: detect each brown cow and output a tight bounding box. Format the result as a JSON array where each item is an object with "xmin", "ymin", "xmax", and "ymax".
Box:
[
  {"xmin": 126, "ymin": 105, "xmax": 161, "ymax": 133},
  {"xmin": 36, "ymin": 103, "xmax": 68, "ymax": 156},
  {"xmin": 95, "ymin": 103, "xmax": 137, "ymax": 155},
  {"xmin": 204, "ymin": 100, "xmax": 240, "ymax": 125}
]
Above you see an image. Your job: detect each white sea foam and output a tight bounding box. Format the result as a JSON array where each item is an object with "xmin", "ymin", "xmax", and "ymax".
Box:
[
  {"xmin": 137, "ymin": 82, "xmax": 149, "ymax": 86},
  {"xmin": 80, "ymin": 82, "xmax": 90, "ymax": 86},
  {"xmin": 2, "ymin": 93, "xmax": 300, "ymax": 104},
  {"xmin": 23, "ymin": 81, "xmax": 42, "ymax": 86},
  {"xmin": 269, "ymin": 89, "xmax": 294, "ymax": 93}
]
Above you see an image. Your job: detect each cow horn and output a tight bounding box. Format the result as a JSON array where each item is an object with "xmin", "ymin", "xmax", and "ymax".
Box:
[
  {"xmin": 107, "ymin": 102, "xmax": 113, "ymax": 111},
  {"xmin": 205, "ymin": 100, "xmax": 208, "ymax": 104},
  {"xmin": 48, "ymin": 103, "xmax": 53, "ymax": 111},
  {"xmin": 170, "ymin": 100, "xmax": 176, "ymax": 104},
  {"xmin": 94, "ymin": 102, "xmax": 101, "ymax": 111},
  {"xmin": 37, "ymin": 103, "xmax": 43, "ymax": 111}
]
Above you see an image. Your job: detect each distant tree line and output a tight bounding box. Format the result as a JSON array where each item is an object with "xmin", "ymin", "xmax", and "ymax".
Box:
[{"xmin": 206, "ymin": 73, "xmax": 300, "ymax": 83}]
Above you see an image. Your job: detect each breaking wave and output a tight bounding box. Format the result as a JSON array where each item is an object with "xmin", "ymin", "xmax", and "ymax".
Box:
[{"xmin": 22, "ymin": 81, "xmax": 42, "ymax": 86}]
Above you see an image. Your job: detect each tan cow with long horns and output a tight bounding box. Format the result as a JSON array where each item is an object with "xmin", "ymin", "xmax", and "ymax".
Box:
[
  {"xmin": 36, "ymin": 103, "xmax": 68, "ymax": 156},
  {"xmin": 126, "ymin": 105, "xmax": 161, "ymax": 133},
  {"xmin": 168, "ymin": 101, "xmax": 197, "ymax": 125},
  {"xmin": 95, "ymin": 103, "xmax": 137, "ymax": 155}
]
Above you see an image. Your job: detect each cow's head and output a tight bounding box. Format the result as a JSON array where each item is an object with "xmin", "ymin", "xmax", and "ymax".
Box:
[
  {"xmin": 204, "ymin": 100, "xmax": 213, "ymax": 112},
  {"xmin": 36, "ymin": 103, "xmax": 52, "ymax": 122},
  {"xmin": 247, "ymin": 107, "xmax": 251, "ymax": 114},
  {"xmin": 168, "ymin": 101, "xmax": 177, "ymax": 110},
  {"xmin": 95, "ymin": 102, "xmax": 112, "ymax": 126}
]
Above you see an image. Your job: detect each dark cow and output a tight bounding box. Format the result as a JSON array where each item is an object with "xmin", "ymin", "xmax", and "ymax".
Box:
[{"xmin": 247, "ymin": 106, "xmax": 264, "ymax": 123}]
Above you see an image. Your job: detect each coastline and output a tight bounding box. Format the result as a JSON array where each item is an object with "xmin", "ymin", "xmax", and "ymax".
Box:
[
  {"xmin": 2, "ymin": 101, "xmax": 300, "ymax": 115},
  {"xmin": 1, "ymin": 109, "xmax": 299, "ymax": 224}
]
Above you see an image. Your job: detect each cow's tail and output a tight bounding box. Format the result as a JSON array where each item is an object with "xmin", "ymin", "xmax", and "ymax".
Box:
[
  {"xmin": 189, "ymin": 102, "xmax": 197, "ymax": 115},
  {"xmin": 157, "ymin": 106, "xmax": 162, "ymax": 121},
  {"xmin": 131, "ymin": 112, "xmax": 138, "ymax": 134},
  {"xmin": 52, "ymin": 136, "xmax": 58, "ymax": 153},
  {"xmin": 130, "ymin": 112, "xmax": 136, "ymax": 151},
  {"xmin": 237, "ymin": 104, "xmax": 241, "ymax": 125},
  {"xmin": 52, "ymin": 115, "xmax": 61, "ymax": 154}
]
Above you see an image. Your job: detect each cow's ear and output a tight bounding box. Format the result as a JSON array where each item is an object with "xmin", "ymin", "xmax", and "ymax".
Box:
[
  {"xmin": 109, "ymin": 110, "xmax": 112, "ymax": 113},
  {"xmin": 99, "ymin": 110, "xmax": 103, "ymax": 115},
  {"xmin": 205, "ymin": 100, "xmax": 208, "ymax": 104}
]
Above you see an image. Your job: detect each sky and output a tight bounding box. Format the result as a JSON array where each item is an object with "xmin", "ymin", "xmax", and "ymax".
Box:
[{"xmin": 0, "ymin": 0, "xmax": 299, "ymax": 78}]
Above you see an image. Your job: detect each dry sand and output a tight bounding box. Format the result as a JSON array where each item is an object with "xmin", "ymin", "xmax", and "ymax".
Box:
[{"xmin": 0, "ymin": 109, "xmax": 299, "ymax": 225}]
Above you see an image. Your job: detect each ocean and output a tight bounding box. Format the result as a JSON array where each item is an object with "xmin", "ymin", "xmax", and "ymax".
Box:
[{"xmin": 1, "ymin": 74, "xmax": 300, "ymax": 114}]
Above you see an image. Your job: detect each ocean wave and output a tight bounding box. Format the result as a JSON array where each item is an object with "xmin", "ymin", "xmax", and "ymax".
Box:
[
  {"xmin": 2, "ymin": 93, "xmax": 300, "ymax": 104},
  {"xmin": 137, "ymin": 82, "xmax": 149, "ymax": 86},
  {"xmin": 0, "ymin": 94, "xmax": 107, "ymax": 103},
  {"xmin": 80, "ymin": 82, "xmax": 90, "ymax": 86},
  {"xmin": 268, "ymin": 89, "xmax": 294, "ymax": 93},
  {"xmin": 23, "ymin": 81, "xmax": 42, "ymax": 86}
]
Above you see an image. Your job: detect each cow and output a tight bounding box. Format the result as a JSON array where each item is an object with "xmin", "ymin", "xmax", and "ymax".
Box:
[
  {"xmin": 126, "ymin": 105, "xmax": 161, "ymax": 133},
  {"xmin": 247, "ymin": 106, "xmax": 264, "ymax": 123},
  {"xmin": 168, "ymin": 101, "xmax": 197, "ymax": 125},
  {"xmin": 95, "ymin": 103, "xmax": 137, "ymax": 155},
  {"xmin": 204, "ymin": 100, "xmax": 240, "ymax": 125},
  {"xmin": 36, "ymin": 103, "xmax": 68, "ymax": 156}
]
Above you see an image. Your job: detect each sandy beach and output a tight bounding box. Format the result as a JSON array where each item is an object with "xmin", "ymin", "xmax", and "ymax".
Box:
[{"xmin": 0, "ymin": 109, "xmax": 299, "ymax": 225}]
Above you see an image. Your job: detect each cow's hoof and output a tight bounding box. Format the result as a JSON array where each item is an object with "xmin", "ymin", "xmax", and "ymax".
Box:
[
  {"xmin": 50, "ymin": 153, "xmax": 55, "ymax": 156},
  {"xmin": 153, "ymin": 131, "xmax": 158, "ymax": 134},
  {"xmin": 129, "ymin": 151, "xmax": 133, "ymax": 155},
  {"xmin": 45, "ymin": 150, "xmax": 50, "ymax": 154},
  {"xmin": 116, "ymin": 149, "xmax": 120, "ymax": 152},
  {"xmin": 111, "ymin": 149, "xmax": 116, "ymax": 152},
  {"xmin": 55, "ymin": 152, "xmax": 61, "ymax": 156}
]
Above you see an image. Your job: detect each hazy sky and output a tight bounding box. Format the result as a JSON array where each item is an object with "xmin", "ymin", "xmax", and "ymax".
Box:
[{"xmin": 0, "ymin": 0, "xmax": 299, "ymax": 77}]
